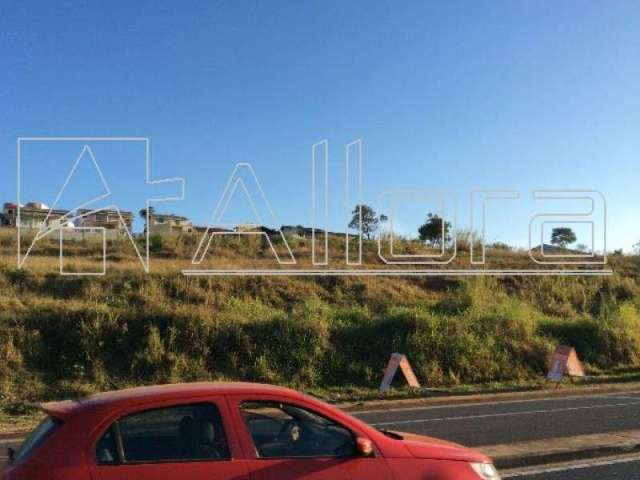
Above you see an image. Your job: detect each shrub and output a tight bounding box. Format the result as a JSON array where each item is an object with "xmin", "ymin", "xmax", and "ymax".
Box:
[
  {"xmin": 0, "ymin": 252, "xmax": 639, "ymax": 403},
  {"xmin": 149, "ymin": 234, "xmax": 164, "ymax": 254}
]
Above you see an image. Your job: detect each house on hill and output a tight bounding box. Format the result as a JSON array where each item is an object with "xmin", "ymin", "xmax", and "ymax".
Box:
[
  {"xmin": 281, "ymin": 225, "xmax": 308, "ymax": 238},
  {"xmin": 1, "ymin": 201, "xmax": 139, "ymax": 240},
  {"xmin": 2, "ymin": 202, "xmax": 71, "ymax": 230},
  {"xmin": 193, "ymin": 225, "xmax": 233, "ymax": 234},
  {"xmin": 148, "ymin": 213, "xmax": 193, "ymax": 235},
  {"xmin": 234, "ymin": 224, "xmax": 278, "ymax": 235},
  {"xmin": 77, "ymin": 208, "xmax": 134, "ymax": 237},
  {"xmin": 281, "ymin": 225, "xmax": 342, "ymax": 239}
]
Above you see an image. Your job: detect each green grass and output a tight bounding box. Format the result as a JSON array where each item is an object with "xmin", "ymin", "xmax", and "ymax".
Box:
[{"xmin": 0, "ymin": 229, "xmax": 639, "ymax": 417}]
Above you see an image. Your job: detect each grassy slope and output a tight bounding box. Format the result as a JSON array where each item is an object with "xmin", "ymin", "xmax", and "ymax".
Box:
[{"xmin": 1, "ymin": 230, "xmax": 639, "ymax": 412}]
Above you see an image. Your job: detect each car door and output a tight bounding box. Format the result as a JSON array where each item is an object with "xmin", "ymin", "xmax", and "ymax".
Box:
[
  {"xmin": 227, "ymin": 394, "xmax": 392, "ymax": 480},
  {"xmin": 90, "ymin": 398, "xmax": 248, "ymax": 480}
]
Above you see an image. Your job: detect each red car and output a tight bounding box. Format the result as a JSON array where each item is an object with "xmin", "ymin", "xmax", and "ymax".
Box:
[{"xmin": 2, "ymin": 382, "xmax": 500, "ymax": 480}]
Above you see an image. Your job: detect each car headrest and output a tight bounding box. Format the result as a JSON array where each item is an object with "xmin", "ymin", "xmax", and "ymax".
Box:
[{"xmin": 198, "ymin": 420, "xmax": 216, "ymax": 444}]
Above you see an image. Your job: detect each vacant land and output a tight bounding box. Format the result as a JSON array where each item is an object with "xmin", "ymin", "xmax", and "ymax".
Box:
[{"xmin": 1, "ymin": 230, "xmax": 639, "ymax": 411}]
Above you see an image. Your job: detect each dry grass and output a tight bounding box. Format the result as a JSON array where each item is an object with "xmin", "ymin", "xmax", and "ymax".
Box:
[{"xmin": 0, "ymin": 227, "xmax": 639, "ymax": 410}]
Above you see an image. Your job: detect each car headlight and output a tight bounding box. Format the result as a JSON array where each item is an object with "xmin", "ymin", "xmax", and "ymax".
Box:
[{"xmin": 470, "ymin": 462, "xmax": 501, "ymax": 480}]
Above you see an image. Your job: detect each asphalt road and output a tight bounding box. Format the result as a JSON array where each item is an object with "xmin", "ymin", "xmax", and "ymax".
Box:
[
  {"xmin": 352, "ymin": 391, "xmax": 640, "ymax": 446},
  {"xmin": 502, "ymin": 456, "xmax": 640, "ymax": 479}
]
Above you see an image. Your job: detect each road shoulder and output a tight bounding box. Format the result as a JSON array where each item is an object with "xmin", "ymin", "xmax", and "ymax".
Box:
[
  {"xmin": 337, "ymin": 382, "xmax": 640, "ymax": 412},
  {"xmin": 484, "ymin": 429, "xmax": 640, "ymax": 469}
]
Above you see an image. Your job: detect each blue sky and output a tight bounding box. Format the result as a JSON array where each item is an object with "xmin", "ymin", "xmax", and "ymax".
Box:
[{"xmin": 1, "ymin": 1, "xmax": 638, "ymax": 251}]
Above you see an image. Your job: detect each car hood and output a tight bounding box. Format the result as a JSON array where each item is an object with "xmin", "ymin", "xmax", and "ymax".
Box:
[{"xmin": 394, "ymin": 431, "xmax": 489, "ymax": 463}]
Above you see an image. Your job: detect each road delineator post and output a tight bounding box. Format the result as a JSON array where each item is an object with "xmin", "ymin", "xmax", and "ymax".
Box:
[
  {"xmin": 380, "ymin": 353, "xmax": 421, "ymax": 391},
  {"xmin": 546, "ymin": 345, "xmax": 585, "ymax": 385}
]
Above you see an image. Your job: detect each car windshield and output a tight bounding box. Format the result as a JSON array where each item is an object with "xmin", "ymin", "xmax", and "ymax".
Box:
[
  {"xmin": 240, "ymin": 401, "xmax": 356, "ymax": 458},
  {"xmin": 12, "ymin": 416, "xmax": 62, "ymax": 464}
]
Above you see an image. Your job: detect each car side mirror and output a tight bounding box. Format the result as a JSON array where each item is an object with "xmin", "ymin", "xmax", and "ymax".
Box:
[
  {"xmin": 355, "ymin": 437, "xmax": 374, "ymax": 457},
  {"xmin": 7, "ymin": 447, "xmax": 16, "ymax": 463}
]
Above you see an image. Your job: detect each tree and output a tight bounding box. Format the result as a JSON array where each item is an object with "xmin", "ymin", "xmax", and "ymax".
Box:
[
  {"xmin": 575, "ymin": 243, "xmax": 588, "ymax": 252},
  {"xmin": 348, "ymin": 204, "xmax": 387, "ymax": 240},
  {"xmin": 550, "ymin": 227, "xmax": 577, "ymax": 248},
  {"xmin": 139, "ymin": 205, "xmax": 155, "ymax": 219},
  {"xmin": 634, "ymin": 241, "xmax": 640, "ymax": 255},
  {"xmin": 418, "ymin": 213, "xmax": 451, "ymax": 247},
  {"xmin": 139, "ymin": 206, "xmax": 155, "ymax": 233}
]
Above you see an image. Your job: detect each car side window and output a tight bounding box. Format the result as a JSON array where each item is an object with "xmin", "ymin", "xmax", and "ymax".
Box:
[
  {"xmin": 96, "ymin": 426, "xmax": 119, "ymax": 464},
  {"xmin": 96, "ymin": 403, "xmax": 230, "ymax": 464},
  {"xmin": 240, "ymin": 401, "xmax": 356, "ymax": 459}
]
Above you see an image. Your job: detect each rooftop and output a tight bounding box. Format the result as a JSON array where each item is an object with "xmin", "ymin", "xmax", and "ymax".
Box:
[
  {"xmin": 41, "ymin": 382, "xmax": 299, "ymax": 418},
  {"xmin": 151, "ymin": 213, "xmax": 189, "ymax": 221}
]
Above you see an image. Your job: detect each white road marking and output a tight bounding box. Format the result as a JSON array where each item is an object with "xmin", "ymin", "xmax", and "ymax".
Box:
[
  {"xmin": 352, "ymin": 390, "xmax": 640, "ymax": 415},
  {"xmin": 501, "ymin": 453, "xmax": 640, "ymax": 478},
  {"xmin": 369, "ymin": 401, "xmax": 640, "ymax": 426},
  {"xmin": 611, "ymin": 395, "xmax": 640, "ymax": 401}
]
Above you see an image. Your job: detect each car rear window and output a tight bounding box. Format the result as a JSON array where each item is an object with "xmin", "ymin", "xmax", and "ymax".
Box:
[
  {"xmin": 13, "ymin": 416, "xmax": 62, "ymax": 464},
  {"xmin": 96, "ymin": 402, "xmax": 230, "ymax": 464}
]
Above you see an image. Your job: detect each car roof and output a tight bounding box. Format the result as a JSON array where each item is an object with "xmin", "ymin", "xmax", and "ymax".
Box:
[{"xmin": 42, "ymin": 382, "xmax": 303, "ymax": 419}]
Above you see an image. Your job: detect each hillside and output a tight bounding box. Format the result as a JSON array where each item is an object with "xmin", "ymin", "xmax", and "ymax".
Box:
[{"xmin": 0, "ymin": 230, "xmax": 639, "ymax": 408}]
